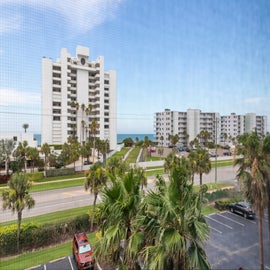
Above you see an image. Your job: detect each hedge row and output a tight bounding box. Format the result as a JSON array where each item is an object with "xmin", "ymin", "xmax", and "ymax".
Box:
[
  {"xmin": 205, "ymin": 188, "xmax": 242, "ymax": 202},
  {"xmin": 0, "ymin": 213, "xmax": 90, "ymax": 257},
  {"xmin": 45, "ymin": 167, "xmax": 75, "ymax": 177},
  {"xmin": 27, "ymin": 172, "xmax": 44, "ymax": 181},
  {"xmin": 215, "ymin": 199, "xmax": 242, "ymax": 211}
]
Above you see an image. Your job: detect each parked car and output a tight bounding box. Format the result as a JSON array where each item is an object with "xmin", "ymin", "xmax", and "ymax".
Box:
[
  {"xmin": 223, "ymin": 151, "xmax": 232, "ymax": 156},
  {"xmin": 229, "ymin": 201, "xmax": 255, "ymax": 219},
  {"xmin": 72, "ymin": 232, "xmax": 95, "ymax": 270}
]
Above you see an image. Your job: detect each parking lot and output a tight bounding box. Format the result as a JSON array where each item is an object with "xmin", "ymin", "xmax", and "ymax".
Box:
[
  {"xmin": 205, "ymin": 211, "xmax": 270, "ymax": 270},
  {"xmin": 28, "ymin": 211, "xmax": 269, "ymax": 270}
]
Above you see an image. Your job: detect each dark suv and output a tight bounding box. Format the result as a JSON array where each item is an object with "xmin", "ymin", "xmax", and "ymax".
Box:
[
  {"xmin": 72, "ymin": 232, "xmax": 95, "ymax": 270},
  {"xmin": 229, "ymin": 201, "xmax": 255, "ymax": 219}
]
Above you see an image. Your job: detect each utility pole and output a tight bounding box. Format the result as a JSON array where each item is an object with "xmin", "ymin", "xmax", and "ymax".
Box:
[{"xmin": 215, "ymin": 117, "xmax": 218, "ymax": 183}]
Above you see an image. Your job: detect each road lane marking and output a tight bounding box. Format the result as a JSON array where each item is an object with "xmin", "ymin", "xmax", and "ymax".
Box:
[
  {"xmin": 68, "ymin": 256, "xmax": 74, "ymax": 270},
  {"xmin": 217, "ymin": 213, "xmax": 245, "ymax": 226},
  {"xmin": 209, "ymin": 226, "xmax": 222, "ymax": 234},
  {"xmin": 206, "ymin": 216, "xmax": 233, "ymax": 229}
]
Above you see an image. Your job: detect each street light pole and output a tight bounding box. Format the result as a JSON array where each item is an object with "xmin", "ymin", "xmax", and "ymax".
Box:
[{"xmin": 215, "ymin": 117, "xmax": 218, "ymax": 183}]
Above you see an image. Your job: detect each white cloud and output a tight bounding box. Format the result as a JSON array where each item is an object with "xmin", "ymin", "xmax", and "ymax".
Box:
[
  {"xmin": 0, "ymin": 15, "xmax": 22, "ymax": 34},
  {"xmin": 1, "ymin": 0, "xmax": 124, "ymax": 33},
  {"xmin": 0, "ymin": 88, "xmax": 40, "ymax": 106},
  {"xmin": 243, "ymin": 97, "xmax": 264, "ymax": 104}
]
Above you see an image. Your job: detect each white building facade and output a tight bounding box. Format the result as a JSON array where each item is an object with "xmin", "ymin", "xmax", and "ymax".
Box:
[
  {"xmin": 154, "ymin": 109, "xmax": 220, "ymax": 147},
  {"xmin": 41, "ymin": 46, "xmax": 117, "ymax": 150},
  {"xmin": 220, "ymin": 113, "xmax": 267, "ymax": 144},
  {"xmin": 155, "ymin": 109, "xmax": 267, "ymax": 147}
]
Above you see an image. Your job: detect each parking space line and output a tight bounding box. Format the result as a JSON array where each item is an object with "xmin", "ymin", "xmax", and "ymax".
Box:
[
  {"xmin": 217, "ymin": 213, "xmax": 245, "ymax": 226},
  {"xmin": 68, "ymin": 256, "xmax": 74, "ymax": 270},
  {"xmin": 226, "ymin": 211, "xmax": 256, "ymax": 224},
  {"xmin": 206, "ymin": 216, "xmax": 233, "ymax": 229},
  {"xmin": 265, "ymin": 265, "xmax": 270, "ymax": 270},
  {"xmin": 209, "ymin": 225, "xmax": 222, "ymax": 234}
]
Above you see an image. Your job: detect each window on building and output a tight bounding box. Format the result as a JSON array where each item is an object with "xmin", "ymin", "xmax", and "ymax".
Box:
[
  {"xmin": 53, "ymin": 101, "xmax": 61, "ymax": 107},
  {"xmin": 53, "ymin": 116, "xmax": 61, "ymax": 121}
]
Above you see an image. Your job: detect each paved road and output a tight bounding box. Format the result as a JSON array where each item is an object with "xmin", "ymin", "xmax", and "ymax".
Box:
[{"xmin": 0, "ymin": 165, "xmax": 238, "ymax": 223}]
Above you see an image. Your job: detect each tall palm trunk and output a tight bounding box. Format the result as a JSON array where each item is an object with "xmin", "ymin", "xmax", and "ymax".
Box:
[
  {"xmin": 200, "ymin": 173, "xmax": 202, "ymax": 185},
  {"xmin": 91, "ymin": 193, "xmax": 98, "ymax": 231},
  {"xmin": 17, "ymin": 211, "xmax": 22, "ymax": 251},
  {"xmin": 258, "ymin": 206, "xmax": 264, "ymax": 270},
  {"xmin": 268, "ymin": 200, "xmax": 270, "ymax": 252}
]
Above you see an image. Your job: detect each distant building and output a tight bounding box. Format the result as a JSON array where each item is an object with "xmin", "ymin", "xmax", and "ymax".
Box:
[
  {"xmin": 154, "ymin": 109, "xmax": 220, "ymax": 147},
  {"xmin": 155, "ymin": 109, "xmax": 267, "ymax": 147},
  {"xmin": 220, "ymin": 113, "xmax": 267, "ymax": 144},
  {"xmin": 41, "ymin": 45, "xmax": 117, "ymax": 150},
  {"xmin": 0, "ymin": 133, "xmax": 38, "ymax": 148}
]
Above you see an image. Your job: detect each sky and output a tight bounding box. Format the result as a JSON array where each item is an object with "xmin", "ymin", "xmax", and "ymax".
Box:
[{"xmin": 0, "ymin": 0, "xmax": 270, "ymax": 134}]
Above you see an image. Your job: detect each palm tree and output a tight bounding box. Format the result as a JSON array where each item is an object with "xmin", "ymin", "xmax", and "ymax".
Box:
[
  {"xmin": 169, "ymin": 134, "xmax": 180, "ymax": 153},
  {"xmin": 182, "ymin": 130, "xmax": 189, "ymax": 146},
  {"xmin": 26, "ymin": 147, "xmax": 40, "ymax": 172},
  {"xmin": 191, "ymin": 148, "xmax": 211, "ymax": 185},
  {"xmin": 13, "ymin": 141, "xmax": 29, "ymax": 172},
  {"xmin": 234, "ymin": 132, "xmax": 269, "ymax": 270},
  {"xmin": 85, "ymin": 104, "xmax": 93, "ymax": 140},
  {"xmin": 2, "ymin": 173, "xmax": 35, "ymax": 251},
  {"xmin": 97, "ymin": 139, "xmax": 110, "ymax": 167},
  {"xmin": 71, "ymin": 101, "xmax": 79, "ymax": 138},
  {"xmin": 22, "ymin": 123, "xmax": 29, "ymax": 133},
  {"xmin": 263, "ymin": 135, "xmax": 270, "ymax": 250},
  {"xmin": 81, "ymin": 103, "xmax": 86, "ymax": 144},
  {"xmin": 128, "ymin": 165, "xmax": 210, "ymax": 269},
  {"xmin": 106, "ymin": 157, "xmax": 128, "ymax": 177},
  {"xmin": 41, "ymin": 143, "xmax": 51, "ymax": 172},
  {"xmin": 159, "ymin": 135, "xmax": 164, "ymax": 147},
  {"xmin": 94, "ymin": 169, "xmax": 144, "ymax": 267},
  {"xmin": 90, "ymin": 120, "xmax": 99, "ymax": 163},
  {"xmin": 0, "ymin": 139, "xmax": 16, "ymax": 175},
  {"xmin": 85, "ymin": 162, "xmax": 107, "ymax": 231}
]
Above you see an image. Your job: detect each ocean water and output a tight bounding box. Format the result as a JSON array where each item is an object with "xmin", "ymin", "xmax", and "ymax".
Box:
[
  {"xmin": 117, "ymin": 134, "xmax": 155, "ymax": 143},
  {"xmin": 34, "ymin": 134, "xmax": 155, "ymax": 146},
  {"xmin": 34, "ymin": 134, "xmax": 41, "ymax": 146}
]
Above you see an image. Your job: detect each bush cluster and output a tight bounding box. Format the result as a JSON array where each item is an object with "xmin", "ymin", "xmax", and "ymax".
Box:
[
  {"xmin": 215, "ymin": 199, "xmax": 242, "ymax": 211},
  {"xmin": 204, "ymin": 188, "xmax": 242, "ymax": 202},
  {"xmin": 27, "ymin": 172, "xmax": 44, "ymax": 181},
  {"xmin": 0, "ymin": 214, "xmax": 90, "ymax": 257},
  {"xmin": 45, "ymin": 167, "xmax": 75, "ymax": 177}
]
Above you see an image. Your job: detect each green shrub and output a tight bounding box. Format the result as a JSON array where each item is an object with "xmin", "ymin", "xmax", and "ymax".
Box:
[
  {"xmin": 0, "ymin": 224, "xmax": 18, "ymax": 256},
  {"xmin": 27, "ymin": 172, "xmax": 44, "ymax": 181},
  {"xmin": 215, "ymin": 198, "xmax": 242, "ymax": 211},
  {"xmin": 45, "ymin": 167, "xmax": 75, "ymax": 177},
  {"xmin": 0, "ymin": 214, "xmax": 91, "ymax": 257},
  {"xmin": 205, "ymin": 189, "xmax": 242, "ymax": 202}
]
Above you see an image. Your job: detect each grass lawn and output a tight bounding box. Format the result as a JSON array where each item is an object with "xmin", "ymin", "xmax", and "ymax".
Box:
[
  {"xmin": 0, "ymin": 233, "xmax": 97, "ymax": 270},
  {"xmin": 1, "ymin": 205, "xmax": 92, "ymax": 227},
  {"xmin": 125, "ymin": 147, "xmax": 141, "ymax": 164},
  {"xmin": 30, "ymin": 178, "xmax": 85, "ymax": 192},
  {"xmin": 107, "ymin": 147, "xmax": 131, "ymax": 160}
]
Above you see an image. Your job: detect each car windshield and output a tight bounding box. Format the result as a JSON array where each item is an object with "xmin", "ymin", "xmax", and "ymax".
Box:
[
  {"xmin": 79, "ymin": 244, "xmax": 91, "ymax": 254},
  {"xmin": 240, "ymin": 202, "xmax": 251, "ymax": 209}
]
